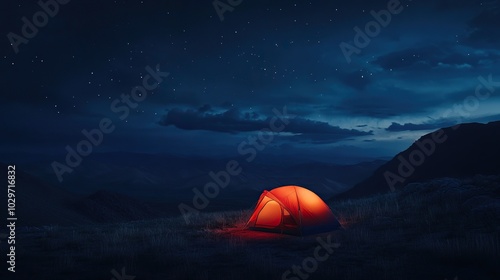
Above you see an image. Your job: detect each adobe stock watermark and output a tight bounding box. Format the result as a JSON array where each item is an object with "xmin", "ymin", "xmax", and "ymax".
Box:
[
  {"xmin": 339, "ymin": 0, "xmax": 404, "ymax": 64},
  {"xmin": 213, "ymin": 0, "xmax": 243, "ymax": 21},
  {"xmin": 110, "ymin": 267, "xmax": 136, "ymax": 280},
  {"xmin": 7, "ymin": 0, "xmax": 71, "ymax": 54},
  {"xmin": 51, "ymin": 64, "xmax": 170, "ymax": 183},
  {"xmin": 178, "ymin": 106, "xmax": 296, "ymax": 224},
  {"xmin": 282, "ymin": 235, "xmax": 340, "ymax": 280},
  {"xmin": 384, "ymin": 74, "xmax": 500, "ymax": 191}
]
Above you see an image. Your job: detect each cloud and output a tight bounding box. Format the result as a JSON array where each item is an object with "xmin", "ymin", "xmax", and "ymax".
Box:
[
  {"xmin": 340, "ymin": 71, "xmax": 372, "ymax": 91},
  {"xmin": 159, "ymin": 106, "xmax": 260, "ymax": 133},
  {"xmin": 385, "ymin": 121, "xmax": 456, "ymax": 132},
  {"xmin": 373, "ymin": 45, "xmax": 482, "ymax": 71},
  {"xmin": 285, "ymin": 132, "xmax": 371, "ymax": 144},
  {"xmin": 158, "ymin": 105, "xmax": 372, "ymax": 143},
  {"xmin": 197, "ymin": 104, "xmax": 212, "ymax": 113},
  {"xmin": 436, "ymin": 62, "xmax": 472, "ymax": 69},
  {"xmin": 333, "ymin": 86, "xmax": 445, "ymax": 118},
  {"xmin": 464, "ymin": 5, "xmax": 500, "ymax": 47}
]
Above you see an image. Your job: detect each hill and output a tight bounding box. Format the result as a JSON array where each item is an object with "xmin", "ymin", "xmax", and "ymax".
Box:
[
  {"xmin": 336, "ymin": 121, "xmax": 500, "ymax": 199},
  {"xmin": 0, "ymin": 163, "xmax": 162, "ymax": 226}
]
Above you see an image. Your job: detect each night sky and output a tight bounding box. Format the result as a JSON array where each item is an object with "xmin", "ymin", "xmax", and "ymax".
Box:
[{"xmin": 2, "ymin": 0, "xmax": 500, "ymax": 163}]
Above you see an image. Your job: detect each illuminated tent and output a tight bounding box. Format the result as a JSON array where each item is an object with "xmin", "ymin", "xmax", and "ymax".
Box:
[{"xmin": 246, "ymin": 185, "xmax": 341, "ymax": 235}]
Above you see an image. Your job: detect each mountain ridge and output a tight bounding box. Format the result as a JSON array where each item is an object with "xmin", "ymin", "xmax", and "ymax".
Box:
[{"xmin": 335, "ymin": 121, "xmax": 500, "ymax": 199}]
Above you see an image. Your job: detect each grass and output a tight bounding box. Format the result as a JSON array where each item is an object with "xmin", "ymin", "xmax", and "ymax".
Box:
[{"xmin": 4, "ymin": 176, "xmax": 500, "ymax": 280}]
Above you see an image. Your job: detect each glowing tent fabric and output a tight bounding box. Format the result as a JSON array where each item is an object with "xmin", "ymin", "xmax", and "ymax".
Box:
[{"xmin": 246, "ymin": 185, "xmax": 341, "ymax": 235}]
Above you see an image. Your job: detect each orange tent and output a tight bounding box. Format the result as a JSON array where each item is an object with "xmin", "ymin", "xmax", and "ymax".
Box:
[{"xmin": 246, "ymin": 185, "xmax": 341, "ymax": 235}]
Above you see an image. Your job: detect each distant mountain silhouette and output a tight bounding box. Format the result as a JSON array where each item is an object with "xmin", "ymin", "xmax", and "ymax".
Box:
[
  {"xmin": 0, "ymin": 156, "xmax": 384, "ymax": 226},
  {"xmin": 336, "ymin": 121, "xmax": 500, "ymax": 199},
  {"xmin": 0, "ymin": 163, "xmax": 162, "ymax": 226},
  {"xmin": 17, "ymin": 153, "xmax": 385, "ymax": 200}
]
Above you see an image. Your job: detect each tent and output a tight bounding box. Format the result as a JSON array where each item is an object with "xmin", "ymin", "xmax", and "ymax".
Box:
[{"xmin": 246, "ymin": 185, "xmax": 341, "ymax": 235}]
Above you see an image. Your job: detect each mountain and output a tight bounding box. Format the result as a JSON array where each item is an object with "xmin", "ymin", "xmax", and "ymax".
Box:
[
  {"xmin": 0, "ymin": 163, "xmax": 91, "ymax": 226},
  {"xmin": 336, "ymin": 121, "xmax": 500, "ymax": 199},
  {"xmin": 0, "ymin": 163, "xmax": 163, "ymax": 226},
  {"xmin": 17, "ymin": 153, "xmax": 385, "ymax": 199},
  {"xmin": 278, "ymin": 160, "xmax": 386, "ymax": 195},
  {"xmin": 0, "ymin": 155, "xmax": 384, "ymax": 226}
]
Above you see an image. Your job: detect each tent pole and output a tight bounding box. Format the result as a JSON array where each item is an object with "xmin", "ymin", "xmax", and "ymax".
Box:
[{"xmin": 280, "ymin": 205, "xmax": 284, "ymax": 234}]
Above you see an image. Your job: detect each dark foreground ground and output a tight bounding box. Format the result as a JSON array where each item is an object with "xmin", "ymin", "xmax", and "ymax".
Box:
[{"xmin": 1, "ymin": 175, "xmax": 499, "ymax": 280}]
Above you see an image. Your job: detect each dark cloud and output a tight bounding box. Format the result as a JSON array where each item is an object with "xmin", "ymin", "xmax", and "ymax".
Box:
[
  {"xmin": 286, "ymin": 131, "xmax": 372, "ymax": 144},
  {"xmin": 158, "ymin": 107, "xmax": 264, "ymax": 133},
  {"xmin": 197, "ymin": 104, "xmax": 212, "ymax": 113},
  {"xmin": 334, "ymin": 87, "xmax": 444, "ymax": 118},
  {"xmin": 373, "ymin": 45, "xmax": 481, "ymax": 71},
  {"xmin": 465, "ymin": 5, "xmax": 500, "ymax": 47},
  {"xmin": 340, "ymin": 71, "xmax": 372, "ymax": 91},
  {"xmin": 158, "ymin": 106, "xmax": 371, "ymax": 143},
  {"xmin": 373, "ymin": 47, "xmax": 439, "ymax": 70},
  {"xmin": 467, "ymin": 113, "xmax": 500, "ymax": 124},
  {"xmin": 282, "ymin": 117, "xmax": 371, "ymax": 137},
  {"xmin": 385, "ymin": 121, "xmax": 456, "ymax": 132}
]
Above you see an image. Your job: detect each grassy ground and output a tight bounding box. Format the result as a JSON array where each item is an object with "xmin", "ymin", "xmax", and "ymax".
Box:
[{"xmin": 3, "ymin": 176, "xmax": 499, "ymax": 280}]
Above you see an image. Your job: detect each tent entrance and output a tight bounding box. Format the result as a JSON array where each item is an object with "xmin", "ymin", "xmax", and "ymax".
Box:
[
  {"xmin": 253, "ymin": 198, "xmax": 299, "ymax": 233},
  {"xmin": 255, "ymin": 200, "xmax": 281, "ymax": 228}
]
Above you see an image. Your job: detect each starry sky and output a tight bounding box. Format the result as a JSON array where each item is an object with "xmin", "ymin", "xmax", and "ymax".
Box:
[{"xmin": 2, "ymin": 0, "xmax": 500, "ymax": 163}]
